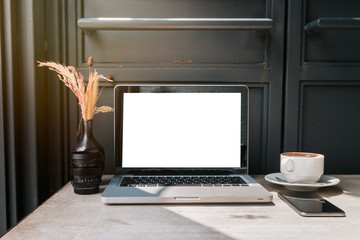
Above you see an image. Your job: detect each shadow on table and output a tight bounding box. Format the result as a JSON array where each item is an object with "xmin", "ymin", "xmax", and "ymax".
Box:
[
  {"xmin": 99, "ymin": 202, "xmax": 274, "ymax": 240},
  {"xmin": 96, "ymin": 177, "xmax": 275, "ymax": 239}
]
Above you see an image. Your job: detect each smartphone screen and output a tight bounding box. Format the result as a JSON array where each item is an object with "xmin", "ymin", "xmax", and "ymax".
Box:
[{"xmin": 278, "ymin": 192, "xmax": 345, "ymax": 217}]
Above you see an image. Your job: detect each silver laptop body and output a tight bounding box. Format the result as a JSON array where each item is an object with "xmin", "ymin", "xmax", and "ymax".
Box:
[{"xmin": 102, "ymin": 84, "xmax": 272, "ymax": 204}]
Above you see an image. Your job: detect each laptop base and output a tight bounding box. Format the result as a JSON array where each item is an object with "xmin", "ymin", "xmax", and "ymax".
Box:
[{"xmin": 102, "ymin": 175, "xmax": 273, "ymax": 204}]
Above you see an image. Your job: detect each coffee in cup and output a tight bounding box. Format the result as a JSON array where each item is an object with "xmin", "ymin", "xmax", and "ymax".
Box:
[{"xmin": 280, "ymin": 152, "xmax": 324, "ymax": 183}]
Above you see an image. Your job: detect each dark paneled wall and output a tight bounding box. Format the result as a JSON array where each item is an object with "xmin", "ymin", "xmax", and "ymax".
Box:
[
  {"xmin": 0, "ymin": 1, "xmax": 6, "ymax": 234},
  {"xmin": 73, "ymin": 0, "xmax": 286, "ymax": 174},
  {"xmin": 284, "ymin": 0, "xmax": 360, "ymax": 173},
  {"xmin": 0, "ymin": 0, "xmax": 72, "ymax": 236},
  {"xmin": 1, "ymin": 0, "xmax": 40, "ymax": 233}
]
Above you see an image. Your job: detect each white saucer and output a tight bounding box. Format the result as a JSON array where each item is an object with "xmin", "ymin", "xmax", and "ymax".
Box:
[{"xmin": 264, "ymin": 173, "xmax": 340, "ymax": 192}]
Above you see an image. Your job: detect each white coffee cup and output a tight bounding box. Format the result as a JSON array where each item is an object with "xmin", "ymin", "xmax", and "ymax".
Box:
[{"xmin": 280, "ymin": 152, "xmax": 324, "ymax": 183}]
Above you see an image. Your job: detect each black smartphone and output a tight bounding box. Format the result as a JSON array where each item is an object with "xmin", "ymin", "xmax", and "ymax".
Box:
[{"xmin": 278, "ymin": 191, "xmax": 345, "ymax": 217}]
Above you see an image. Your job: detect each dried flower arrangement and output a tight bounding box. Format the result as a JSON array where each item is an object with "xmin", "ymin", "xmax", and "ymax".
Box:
[{"xmin": 38, "ymin": 57, "xmax": 114, "ymax": 135}]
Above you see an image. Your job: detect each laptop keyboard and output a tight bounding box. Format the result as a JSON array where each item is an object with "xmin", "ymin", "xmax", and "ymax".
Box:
[{"xmin": 120, "ymin": 176, "xmax": 248, "ymax": 187}]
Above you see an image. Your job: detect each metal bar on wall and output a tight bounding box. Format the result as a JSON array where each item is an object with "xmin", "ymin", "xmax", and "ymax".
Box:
[
  {"xmin": 77, "ymin": 17, "xmax": 273, "ymax": 31},
  {"xmin": 304, "ymin": 18, "xmax": 360, "ymax": 33}
]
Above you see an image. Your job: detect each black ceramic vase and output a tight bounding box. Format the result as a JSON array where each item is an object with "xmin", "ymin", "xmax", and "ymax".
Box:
[{"xmin": 70, "ymin": 120, "xmax": 105, "ymax": 194}]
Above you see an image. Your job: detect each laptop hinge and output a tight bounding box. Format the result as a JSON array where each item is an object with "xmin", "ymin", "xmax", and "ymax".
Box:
[{"xmin": 116, "ymin": 168, "xmax": 247, "ymax": 175}]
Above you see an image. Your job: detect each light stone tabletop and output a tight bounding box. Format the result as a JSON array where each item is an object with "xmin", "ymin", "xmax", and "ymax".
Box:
[{"xmin": 2, "ymin": 175, "xmax": 359, "ymax": 240}]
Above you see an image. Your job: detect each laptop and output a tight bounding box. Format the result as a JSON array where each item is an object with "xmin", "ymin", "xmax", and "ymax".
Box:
[{"xmin": 102, "ymin": 84, "xmax": 273, "ymax": 204}]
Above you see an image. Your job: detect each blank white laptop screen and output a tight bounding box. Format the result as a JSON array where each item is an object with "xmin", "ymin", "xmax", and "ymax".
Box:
[{"xmin": 122, "ymin": 92, "xmax": 241, "ymax": 168}]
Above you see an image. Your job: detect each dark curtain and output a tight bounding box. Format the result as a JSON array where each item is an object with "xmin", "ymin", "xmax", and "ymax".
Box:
[{"xmin": 0, "ymin": 0, "xmax": 70, "ymax": 235}]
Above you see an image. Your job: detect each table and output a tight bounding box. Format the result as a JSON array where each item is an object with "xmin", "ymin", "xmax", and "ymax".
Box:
[{"xmin": 2, "ymin": 175, "xmax": 359, "ymax": 240}]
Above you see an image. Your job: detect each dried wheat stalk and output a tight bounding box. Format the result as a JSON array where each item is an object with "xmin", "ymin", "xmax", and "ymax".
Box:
[{"xmin": 38, "ymin": 58, "xmax": 114, "ymax": 122}]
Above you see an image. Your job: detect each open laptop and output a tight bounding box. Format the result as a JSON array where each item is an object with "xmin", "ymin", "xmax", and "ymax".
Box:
[{"xmin": 102, "ymin": 84, "xmax": 272, "ymax": 204}]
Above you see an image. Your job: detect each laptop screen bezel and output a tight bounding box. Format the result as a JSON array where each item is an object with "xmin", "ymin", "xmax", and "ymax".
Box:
[{"xmin": 114, "ymin": 84, "xmax": 249, "ymax": 175}]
